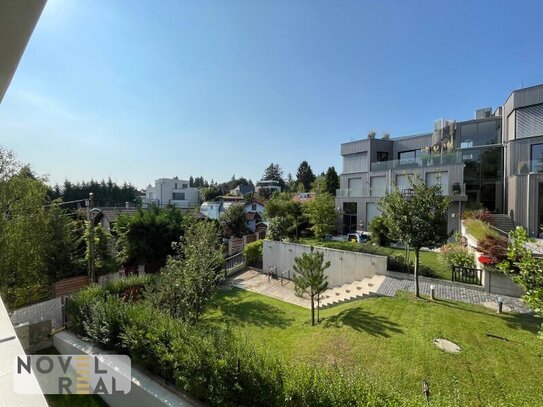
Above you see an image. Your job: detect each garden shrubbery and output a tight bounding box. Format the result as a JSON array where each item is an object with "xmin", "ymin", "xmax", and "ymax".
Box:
[
  {"xmin": 244, "ymin": 240, "xmax": 263, "ymax": 268},
  {"xmin": 67, "ymin": 285, "xmax": 396, "ymax": 406}
]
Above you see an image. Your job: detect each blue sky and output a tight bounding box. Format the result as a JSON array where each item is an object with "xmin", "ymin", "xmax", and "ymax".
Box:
[{"xmin": 1, "ymin": 0, "xmax": 543, "ymax": 189}]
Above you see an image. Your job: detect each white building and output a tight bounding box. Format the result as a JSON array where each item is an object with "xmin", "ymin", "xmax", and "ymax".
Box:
[
  {"xmin": 143, "ymin": 177, "xmax": 199, "ymax": 208},
  {"xmin": 200, "ymin": 200, "xmax": 265, "ymax": 233}
]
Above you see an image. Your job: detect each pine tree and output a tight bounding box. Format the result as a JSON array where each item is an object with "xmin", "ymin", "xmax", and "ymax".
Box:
[
  {"xmin": 293, "ymin": 248, "xmax": 330, "ymax": 325},
  {"xmin": 324, "ymin": 166, "xmax": 339, "ymax": 196},
  {"xmin": 296, "ymin": 161, "xmax": 316, "ymax": 192}
]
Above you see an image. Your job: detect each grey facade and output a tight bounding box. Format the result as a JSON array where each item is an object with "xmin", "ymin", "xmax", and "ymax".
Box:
[{"xmin": 336, "ymin": 84, "xmax": 543, "ymax": 238}]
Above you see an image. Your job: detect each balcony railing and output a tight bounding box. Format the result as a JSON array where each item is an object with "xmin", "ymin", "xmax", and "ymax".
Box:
[
  {"xmin": 336, "ymin": 182, "xmax": 466, "ymax": 198},
  {"xmin": 371, "ymin": 152, "xmax": 463, "ymax": 172}
]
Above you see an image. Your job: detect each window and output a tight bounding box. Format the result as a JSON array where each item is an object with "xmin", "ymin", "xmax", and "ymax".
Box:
[
  {"xmin": 370, "ymin": 176, "xmax": 387, "ymax": 197},
  {"xmin": 516, "ymin": 104, "xmax": 543, "ymax": 139},
  {"xmin": 395, "ymin": 174, "xmax": 412, "ymax": 192},
  {"xmin": 366, "ymin": 202, "xmax": 379, "ymax": 226},
  {"xmin": 398, "ymin": 150, "xmax": 416, "ymax": 161},
  {"xmin": 182, "ymin": 184, "xmax": 188, "ymax": 188},
  {"xmin": 343, "ymin": 152, "xmax": 368, "ymax": 173},
  {"xmin": 426, "ymin": 171, "xmax": 449, "ymax": 195},
  {"xmin": 175, "ymin": 183, "xmax": 177, "ymax": 189},
  {"xmin": 459, "ymin": 119, "xmax": 501, "ymax": 147},
  {"xmin": 252, "ymin": 203, "xmax": 257, "ymax": 211},
  {"xmin": 172, "ymin": 192, "xmax": 185, "ymax": 200},
  {"xmin": 343, "ymin": 202, "xmax": 357, "ymax": 234},
  {"xmin": 376, "ymin": 152, "xmax": 389, "ymax": 162},
  {"xmin": 531, "ymin": 143, "xmax": 543, "ymax": 172}
]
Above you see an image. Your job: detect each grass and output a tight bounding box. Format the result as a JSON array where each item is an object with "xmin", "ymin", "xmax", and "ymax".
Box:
[
  {"xmin": 206, "ymin": 287, "xmax": 543, "ymax": 406},
  {"xmin": 300, "ymin": 238, "xmax": 452, "ymax": 280},
  {"xmin": 463, "ymin": 218, "xmax": 499, "ymax": 241},
  {"xmin": 34, "ymin": 347, "xmax": 107, "ymax": 407}
]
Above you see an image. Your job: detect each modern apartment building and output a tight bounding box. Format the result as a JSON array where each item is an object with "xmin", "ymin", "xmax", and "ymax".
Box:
[
  {"xmin": 143, "ymin": 177, "xmax": 199, "ymax": 208},
  {"xmin": 336, "ymin": 84, "xmax": 543, "ymax": 238}
]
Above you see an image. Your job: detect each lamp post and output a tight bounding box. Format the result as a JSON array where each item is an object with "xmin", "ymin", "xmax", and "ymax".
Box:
[{"xmin": 497, "ymin": 296, "xmax": 503, "ymax": 314}]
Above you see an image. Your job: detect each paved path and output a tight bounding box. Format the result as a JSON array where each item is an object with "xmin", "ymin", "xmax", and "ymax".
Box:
[
  {"xmin": 376, "ymin": 276, "xmax": 531, "ymax": 313},
  {"xmin": 228, "ymin": 269, "xmax": 311, "ymax": 308}
]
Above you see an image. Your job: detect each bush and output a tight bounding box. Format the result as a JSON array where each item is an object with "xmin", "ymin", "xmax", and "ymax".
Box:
[
  {"xmin": 477, "ymin": 234, "xmax": 509, "ymax": 265},
  {"xmin": 369, "ymin": 216, "xmax": 390, "ymax": 246},
  {"xmin": 440, "ymin": 243, "xmax": 476, "ymax": 269},
  {"xmin": 387, "ymin": 254, "xmax": 437, "ymax": 278},
  {"xmin": 105, "ymin": 274, "xmax": 152, "ymax": 300},
  {"xmin": 2, "ymin": 283, "xmax": 53, "ymax": 310},
  {"xmin": 462, "ymin": 209, "xmax": 491, "ymax": 222},
  {"xmin": 244, "ymin": 240, "xmax": 263, "ymax": 268},
  {"xmin": 67, "ymin": 291, "xmax": 395, "ymax": 406}
]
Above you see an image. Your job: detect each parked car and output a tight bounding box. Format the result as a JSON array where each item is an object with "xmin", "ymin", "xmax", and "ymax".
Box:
[{"xmin": 347, "ymin": 232, "xmax": 370, "ymax": 243}]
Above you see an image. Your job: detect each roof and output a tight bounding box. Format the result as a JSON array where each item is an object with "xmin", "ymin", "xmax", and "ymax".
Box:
[
  {"xmin": 292, "ymin": 192, "xmax": 317, "ymax": 202},
  {"xmin": 232, "ymin": 184, "xmax": 254, "ymax": 194}
]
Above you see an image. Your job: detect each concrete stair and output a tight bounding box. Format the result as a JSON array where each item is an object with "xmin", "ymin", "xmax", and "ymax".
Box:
[
  {"xmin": 487, "ymin": 214, "xmax": 515, "ymax": 234},
  {"xmin": 319, "ymin": 275, "xmax": 385, "ymax": 308}
]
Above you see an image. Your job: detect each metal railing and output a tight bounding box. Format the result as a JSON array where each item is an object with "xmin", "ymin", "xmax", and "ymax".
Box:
[
  {"xmin": 452, "ymin": 266, "xmax": 482, "ymax": 285},
  {"xmin": 267, "ymin": 266, "xmax": 278, "ymax": 278},
  {"xmin": 336, "ymin": 183, "xmax": 465, "ymax": 199},
  {"xmin": 224, "ymin": 252, "xmax": 246, "ymax": 278},
  {"xmin": 279, "ymin": 269, "xmax": 291, "ymax": 286}
]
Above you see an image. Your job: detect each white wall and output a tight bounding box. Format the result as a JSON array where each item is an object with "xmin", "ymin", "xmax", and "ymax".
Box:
[
  {"xmin": 10, "ymin": 297, "xmax": 63, "ymax": 330},
  {"xmin": 263, "ymin": 240, "xmax": 387, "ymax": 287},
  {"xmin": 145, "ymin": 178, "xmax": 199, "ymax": 207}
]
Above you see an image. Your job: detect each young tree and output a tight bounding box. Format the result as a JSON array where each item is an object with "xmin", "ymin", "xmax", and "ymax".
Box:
[
  {"xmin": 219, "ymin": 203, "xmax": 248, "ymax": 237},
  {"xmin": 498, "ymin": 226, "xmax": 543, "ymax": 337},
  {"xmin": 147, "ymin": 220, "xmax": 224, "ymax": 323},
  {"xmin": 379, "ymin": 175, "xmax": 450, "ymax": 297},
  {"xmin": 324, "ymin": 166, "xmax": 339, "ymax": 196},
  {"xmin": 264, "ymin": 193, "xmax": 305, "ymax": 239},
  {"xmin": 296, "ymin": 161, "xmax": 316, "ymax": 192},
  {"xmin": 311, "ymin": 176, "xmax": 327, "ymax": 194},
  {"xmin": 303, "ymin": 193, "xmax": 338, "ymax": 240},
  {"xmin": 293, "ymin": 248, "xmax": 330, "ymax": 325}
]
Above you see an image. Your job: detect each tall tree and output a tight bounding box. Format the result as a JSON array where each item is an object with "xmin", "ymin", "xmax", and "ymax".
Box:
[
  {"xmin": 498, "ymin": 227, "xmax": 543, "ymax": 337},
  {"xmin": 293, "ymin": 248, "xmax": 330, "ymax": 325},
  {"xmin": 379, "ymin": 175, "xmax": 450, "ymax": 297},
  {"xmin": 219, "ymin": 203, "xmax": 249, "ymax": 237},
  {"xmin": 311, "ymin": 176, "xmax": 327, "ymax": 194},
  {"xmin": 147, "ymin": 220, "xmax": 224, "ymax": 323},
  {"xmin": 189, "ymin": 176, "xmax": 194, "ymax": 187},
  {"xmin": 303, "ymin": 193, "xmax": 338, "ymax": 240},
  {"xmin": 324, "ymin": 166, "xmax": 340, "ymax": 196},
  {"xmin": 296, "ymin": 161, "xmax": 316, "ymax": 192}
]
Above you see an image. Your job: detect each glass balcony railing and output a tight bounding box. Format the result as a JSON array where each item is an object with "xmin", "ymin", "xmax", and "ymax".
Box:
[
  {"xmin": 370, "ymin": 152, "xmax": 463, "ymax": 172},
  {"xmin": 516, "ymin": 160, "xmax": 543, "ymax": 175},
  {"xmin": 336, "ymin": 182, "xmax": 466, "ymax": 198}
]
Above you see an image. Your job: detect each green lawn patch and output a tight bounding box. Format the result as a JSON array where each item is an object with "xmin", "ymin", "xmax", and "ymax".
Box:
[
  {"xmin": 206, "ymin": 288, "xmax": 543, "ymax": 406},
  {"xmin": 300, "ymin": 238, "xmax": 452, "ymax": 280},
  {"xmin": 464, "ymin": 218, "xmax": 500, "ymax": 241}
]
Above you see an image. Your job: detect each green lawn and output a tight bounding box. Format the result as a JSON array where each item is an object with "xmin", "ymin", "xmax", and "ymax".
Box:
[
  {"xmin": 300, "ymin": 238, "xmax": 453, "ymax": 280},
  {"xmin": 206, "ymin": 288, "xmax": 543, "ymax": 406}
]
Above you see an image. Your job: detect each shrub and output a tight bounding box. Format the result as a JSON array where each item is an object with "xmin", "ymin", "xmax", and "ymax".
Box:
[
  {"xmin": 105, "ymin": 274, "xmax": 152, "ymax": 300},
  {"xmin": 477, "ymin": 234, "xmax": 509, "ymax": 265},
  {"xmin": 369, "ymin": 216, "xmax": 390, "ymax": 246},
  {"xmin": 387, "ymin": 254, "xmax": 437, "ymax": 278},
  {"xmin": 244, "ymin": 240, "xmax": 263, "ymax": 268},
  {"xmin": 462, "ymin": 209, "xmax": 491, "ymax": 222},
  {"xmin": 3, "ymin": 283, "xmax": 53, "ymax": 310},
  {"xmin": 67, "ymin": 291, "xmax": 394, "ymax": 406},
  {"xmin": 463, "ymin": 219, "xmax": 499, "ymax": 241},
  {"xmin": 440, "ymin": 243, "xmax": 476, "ymax": 269}
]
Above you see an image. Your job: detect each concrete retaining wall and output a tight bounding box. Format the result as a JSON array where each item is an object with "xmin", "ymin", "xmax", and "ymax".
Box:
[
  {"xmin": 10, "ymin": 297, "xmax": 63, "ymax": 329},
  {"xmin": 53, "ymin": 331, "xmax": 203, "ymax": 407},
  {"xmin": 263, "ymin": 240, "xmax": 387, "ymax": 287}
]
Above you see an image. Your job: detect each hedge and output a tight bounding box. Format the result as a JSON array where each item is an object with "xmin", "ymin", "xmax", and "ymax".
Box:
[{"xmin": 67, "ymin": 286, "xmax": 397, "ymax": 406}]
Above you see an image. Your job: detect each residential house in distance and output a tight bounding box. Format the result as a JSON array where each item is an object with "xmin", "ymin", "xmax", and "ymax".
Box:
[
  {"xmin": 336, "ymin": 84, "xmax": 543, "ymax": 237},
  {"xmin": 292, "ymin": 192, "xmax": 317, "ymax": 203},
  {"xmin": 255, "ymin": 180, "xmax": 282, "ymax": 196},
  {"xmin": 200, "ymin": 200, "xmax": 265, "ymax": 233},
  {"xmin": 230, "ymin": 184, "xmax": 255, "ymax": 198},
  {"xmin": 142, "ymin": 177, "xmax": 199, "ymax": 208}
]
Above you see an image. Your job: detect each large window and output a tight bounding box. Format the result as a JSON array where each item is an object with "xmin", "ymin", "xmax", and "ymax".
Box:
[
  {"xmin": 343, "ymin": 152, "xmax": 368, "ymax": 173},
  {"xmin": 343, "ymin": 202, "xmax": 357, "ymax": 234},
  {"xmin": 459, "ymin": 119, "xmax": 501, "ymax": 147},
  {"xmin": 462, "ymin": 146, "xmax": 504, "ymax": 212},
  {"xmin": 426, "ymin": 171, "xmax": 449, "ymax": 195},
  {"xmin": 376, "ymin": 151, "xmax": 389, "ymax": 162},
  {"xmin": 531, "ymin": 143, "xmax": 543, "ymax": 172},
  {"xmin": 517, "ymin": 104, "xmax": 543, "ymax": 139},
  {"xmin": 395, "ymin": 174, "xmax": 412, "ymax": 192},
  {"xmin": 366, "ymin": 203, "xmax": 379, "ymax": 227},
  {"xmin": 172, "ymin": 192, "xmax": 185, "ymax": 200},
  {"xmin": 370, "ymin": 176, "xmax": 387, "ymax": 197}
]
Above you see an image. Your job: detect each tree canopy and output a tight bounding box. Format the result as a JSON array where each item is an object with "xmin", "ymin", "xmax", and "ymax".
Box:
[
  {"xmin": 296, "ymin": 161, "xmax": 316, "ymax": 192},
  {"xmin": 324, "ymin": 166, "xmax": 340, "ymax": 196},
  {"xmin": 378, "ymin": 174, "xmax": 450, "ymax": 296},
  {"xmin": 219, "ymin": 203, "xmax": 249, "ymax": 237},
  {"xmin": 303, "ymin": 193, "xmax": 338, "ymax": 240}
]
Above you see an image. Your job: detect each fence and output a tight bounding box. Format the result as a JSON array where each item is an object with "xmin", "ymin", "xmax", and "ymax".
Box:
[
  {"xmin": 263, "ymin": 240, "xmax": 388, "ymax": 288},
  {"xmin": 452, "ymin": 266, "xmax": 482, "ymax": 285},
  {"xmin": 53, "ymin": 275, "xmax": 89, "ymax": 297},
  {"xmin": 225, "ymin": 252, "xmax": 246, "ymax": 277},
  {"xmin": 226, "ymin": 231, "xmax": 266, "ymax": 255}
]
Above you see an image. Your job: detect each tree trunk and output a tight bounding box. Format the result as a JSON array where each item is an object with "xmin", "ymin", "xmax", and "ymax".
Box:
[
  {"xmin": 414, "ymin": 248, "xmax": 420, "ymax": 297},
  {"xmin": 310, "ymin": 296, "xmax": 315, "ymax": 326},
  {"xmin": 317, "ymin": 295, "xmax": 320, "ymax": 323}
]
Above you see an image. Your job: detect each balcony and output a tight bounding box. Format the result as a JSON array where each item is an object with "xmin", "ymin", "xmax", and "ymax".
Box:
[
  {"xmin": 336, "ymin": 182, "xmax": 467, "ymax": 200},
  {"xmin": 371, "ymin": 152, "xmax": 463, "ymax": 172}
]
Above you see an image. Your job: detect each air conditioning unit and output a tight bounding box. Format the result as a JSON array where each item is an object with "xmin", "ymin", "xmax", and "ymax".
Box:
[
  {"xmin": 367, "ymin": 130, "xmax": 376, "ymax": 139},
  {"xmin": 475, "ymin": 107, "xmax": 492, "ymax": 119},
  {"xmin": 382, "ymin": 132, "xmax": 390, "ymax": 140}
]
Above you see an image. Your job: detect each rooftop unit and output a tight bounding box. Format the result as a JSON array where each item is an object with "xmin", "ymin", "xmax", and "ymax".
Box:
[{"xmin": 475, "ymin": 107, "xmax": 492, "ymax": 119}]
